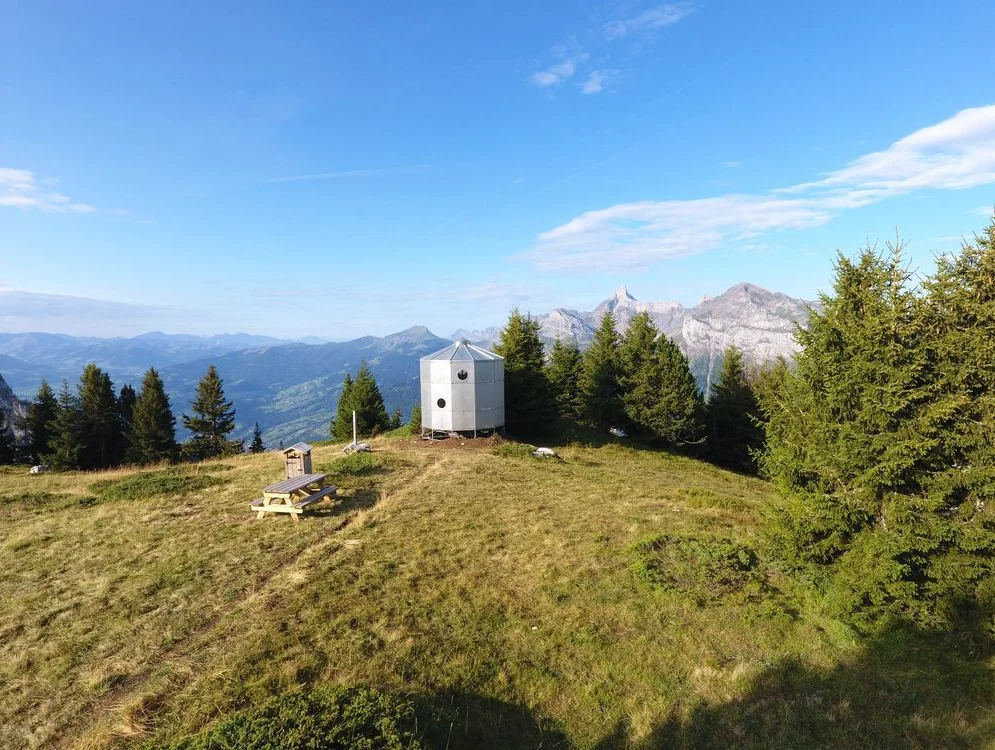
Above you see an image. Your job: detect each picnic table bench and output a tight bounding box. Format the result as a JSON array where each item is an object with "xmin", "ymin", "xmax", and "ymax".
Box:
[{"xmin": 250, "ymin": 473, "xmax": 338, "ymax": 520}]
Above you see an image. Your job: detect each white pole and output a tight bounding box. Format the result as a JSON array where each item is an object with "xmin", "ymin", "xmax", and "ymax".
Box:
[{"xmin": 352, "ymin": 410, "xmax": 357, "ymax": 445}]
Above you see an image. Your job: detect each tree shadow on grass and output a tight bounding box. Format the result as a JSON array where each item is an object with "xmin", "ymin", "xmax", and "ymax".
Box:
[
  {"xmin": 595, "ymin": 619, "xmax": 994, "ymax": 749},
  {"xmin": 415, "ymin": 690, "xmax": 571, "ymax": 750},
  {"xmin": 304, "ymin": 489, "xmax": 379, "ymax": 520}
]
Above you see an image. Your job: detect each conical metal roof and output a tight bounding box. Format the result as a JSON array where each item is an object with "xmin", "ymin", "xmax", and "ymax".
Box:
[{"xmin": 421, "ymin": 340, "xmax": 503, "ymax": 362}]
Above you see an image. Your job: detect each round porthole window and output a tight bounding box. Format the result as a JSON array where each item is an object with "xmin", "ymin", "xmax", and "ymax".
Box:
[
  {"xmin": 457, "ymin": 369, "xmax": 468, "ymax": 381},
  {"xmin": 437, "ymin": 398, "xmax": 446, "ymax": 408}
]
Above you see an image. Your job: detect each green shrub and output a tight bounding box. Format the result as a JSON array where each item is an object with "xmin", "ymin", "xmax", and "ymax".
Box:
[
  {"xmin": 156, "ymin": 686, "xmax": 423, "ymax": 750},
  {"xmin": 634, "ymin": 533, "xmax": 764, "ymax": 605},
  {"xmin": 493, "ymin": 442, "xmax": 537, "ymax": 459},
  {"xmin": 317, "ymin": 453, "xmax": 392, "ymax": 483},
  {"xmin": 91, "ymin": 469, "xmax": 223, "ymax": 502}
]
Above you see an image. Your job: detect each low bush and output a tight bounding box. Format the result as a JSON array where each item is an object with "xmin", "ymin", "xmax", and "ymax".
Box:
[
  {"xmin": 492, "ymin": 442, "xmax": 538, "ymax": 459},
  {"xmin": 318, "ymin": 453, "xmax": 392, "ymax": 483},
  {"xmin": 91, "ymin": 469, "xmax": 223, "ymax": 502},
  {"xmin": 634, "ymin": 533, "xmax": 764, "ymax": 605},
  {"xmin": 156, "ymin": 686, "xmax": 423, "ymax": 750}
]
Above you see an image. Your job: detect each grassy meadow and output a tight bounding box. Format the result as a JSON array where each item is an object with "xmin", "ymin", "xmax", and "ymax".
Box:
[{"xmin": 1, "ymin": 438, "xmax": 993, "ymax": 749}]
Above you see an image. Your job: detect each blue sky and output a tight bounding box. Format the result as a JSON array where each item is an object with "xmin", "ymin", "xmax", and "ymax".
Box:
[{"xmin": 2, "ymin": 0, "xmax": 994, "ymax": 339}]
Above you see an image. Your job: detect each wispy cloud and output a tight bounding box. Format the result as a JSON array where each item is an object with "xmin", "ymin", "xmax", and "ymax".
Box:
[
  {"xmin": 721, "ymin": 160, "xmax": 740, "ymax": 169},
  {"xmin": 971, "ymin": 205, "xmax": 993, "ymax": 217},
  {"xmin": 604, "ymin": 2, "xmax": 698, "ymax": 40},
  {"xmin": 531, "ymin": 44, "xmax": 589, "ymax": 88},
  {"xmin": 0, "ymin": 168, "xmax": 95, "ymax": 213},
  {"xmin": 262, "ymin": 164, "xmax": 436, "ymax": 183},
  {"xmin": 524, "ymin": 104, "xmax": 995, "ymax": 271},
  {"xmin": 580, "ymin": 69, "xmax": 619, "ymax": 95}
]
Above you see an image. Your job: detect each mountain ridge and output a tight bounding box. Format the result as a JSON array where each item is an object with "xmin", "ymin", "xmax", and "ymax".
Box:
[{"xmin": 0, "ymin": 282, "xmax": 813, "ymax": 445}]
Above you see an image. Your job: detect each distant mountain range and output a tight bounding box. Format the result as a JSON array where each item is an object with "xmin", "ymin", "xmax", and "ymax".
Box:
[
  {"xmin": 0, "ymin": 283, "xmax": 813, "ymax": 446},
  {"xmin": 454, "ymin": 282, "xmax": 813, "ymax": 387}
]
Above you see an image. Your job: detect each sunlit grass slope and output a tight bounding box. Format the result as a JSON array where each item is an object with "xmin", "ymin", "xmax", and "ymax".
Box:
[{"xmin": 1, "ymin": 439, "xmax": 992, "ymax": 749}]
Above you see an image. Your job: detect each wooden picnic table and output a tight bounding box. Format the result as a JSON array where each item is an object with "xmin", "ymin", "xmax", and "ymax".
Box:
[{"xmin": 250, "ymin": 472, "xmax": 338, "ymax": 521}]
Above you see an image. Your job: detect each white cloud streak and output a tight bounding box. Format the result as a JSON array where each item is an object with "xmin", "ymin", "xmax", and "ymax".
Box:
[
  {"xmin": 0, "ymin": 168, "xmax": 95, "ymax": 213},
  {"xmin": 531, "ymin": 47, "xmax": 589, "ymax": 88},
  {"xmin": 525, "ymin": 104, "xmax": 995, "ymax": 271},
  {"xmin": 605, "ymin": 2, "xmax": 698, "ymax": 40},
  {"xmin": 580, "ymin": 69, "xmax": 618, "ymax": 95}
]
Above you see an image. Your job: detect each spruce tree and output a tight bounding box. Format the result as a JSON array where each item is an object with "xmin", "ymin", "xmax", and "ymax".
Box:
[
  {"xmin": 546, "ymin": 337, "xmax": 583, "ymax": 421},
  {"xmin": 494, "ymin": 309, "xmax": 556, "ymax": 436},
  {"xmin": 579, "ymin": 311, "xmax": 623, "ymax": 430},
  {"xmin": 389, "ymin": 408, "xmax": 403, "ymax": 431},
  {"xmin": 130, "ymin": 368, "xmax": 178, "ymax": 464},
  {"xmin": 117, "ymin": 384, "xmax": 137, "ymax": 462},
  {"xmin": 707, "ymin": 347, "xmax": 764, "ymax": 473},
  {"xmin": 409, "ymin": 404, "xmax": 422, "ymax": 432},
  {"xmin": 78, "ymin": 363, "xmax": 121, "ymax": 469},
  {"xmin": 641, "ymin": 335, "xmax": 705, "ymax": 446},
  {"xmin": 332, "ymin": 364, "xmax": 390, "ymax": 440},
  {"xmin": 0, "ymin": 411, "xmax": 15, "ymax": 464},
  {"xmin": 181, "ymin": 365, "xmax": 240, "ymax": 460},
  {"xmin": 249, "ymin": 422, "xmax": 265, "ymax": 453},
  {"xmin": 45, "ymin": 380, "xmax": 82, "ymax": 469},
  {"xmin": 760, "ymin": 240, "xmax": 995, "ymax": 632},
  {"xmin": 19, "ymin": 380, "xmax": 57, "ymax": 463},
  {"xmin": 618, "ymin": 312, "xmax": 661, "ymax": 436},
  {"xmin": 331, "ymin": 372, "xmax": 355, "ymax": 441}
]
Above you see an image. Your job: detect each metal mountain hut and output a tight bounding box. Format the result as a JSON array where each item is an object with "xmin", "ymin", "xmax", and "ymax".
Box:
[{"xmin": 420, "ymin": 340, "xmax": 504, "ymax": 436}]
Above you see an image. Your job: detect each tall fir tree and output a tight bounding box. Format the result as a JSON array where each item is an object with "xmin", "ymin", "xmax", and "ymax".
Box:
[
  {"xmin": 249, "ymin": 422, "xmax": 265, "ymax": 453},
  {"xmin": 494, "ymin": 309, "xmax": 556, "ymax": 436},
  {"xmin": 117, "ymin": 383, "xmax": 137, "ymax": 462},
  {"xmin": 44, "ymin": 380, "xmax": 82, "ymax": 469},
  {"xmin": 578, "ymin": 311, "xmax": 623, "ymax": 430},
  {"xmin": 182, "ymin": 365, "xmax": 241, "ymax": 460},
  {"xmin": 18, "ymin": 380, "xmax": 57, "ymax": 463},
  {"xmin": 706, "ymin": 347, "xmax": 764, "ymax": 473},
  {"xmin": 0, "ymin": 410, "xmax": 15, "ymax": 464},
  {"xmin": 409, "ymin": 404, "xmax": 422, "ymax": 432},
  {"xmin": 332, "ymin": 363, "xmax": 390, "ymax": 440},
  {"xmin": 546, "ymin": 337, "xmax": 583, "ymax": 421},
  {"xmin": 760, "ymin": 240, "xmax": 995, "ymax": 632},
  {"xmin": 130, "ymin": 368, "xmax": 178, "ymax": 464},
  {"xmin": 642, "ymin": 335, "xmax": 704, "ymax": 446},
  {"xmin": 331, "ymin": 372, "xmax": 355, "ymax": 441},
  {"xmin": 77, "ymin": 363, "xmax": 121, "ymax": 469}
]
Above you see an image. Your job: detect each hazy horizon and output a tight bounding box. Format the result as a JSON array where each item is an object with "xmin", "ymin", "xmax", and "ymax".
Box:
[{"xmin": 3, "ymin": 2, "xmax": 994, "ymax": 339}]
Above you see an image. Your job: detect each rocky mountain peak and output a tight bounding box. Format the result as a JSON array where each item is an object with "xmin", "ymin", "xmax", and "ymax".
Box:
[{"xmin": 613, "ymin": 285, "xmax": 636, "ymax": 302}]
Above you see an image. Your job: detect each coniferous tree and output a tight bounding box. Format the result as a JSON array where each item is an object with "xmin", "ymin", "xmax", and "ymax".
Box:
[
  {"xmin": 546, "ymin": 337, "xmax": 583, "ymax": 421},
  {"xmin": 331, "ymin": 372, "xmax": 355, "ymax": 441},
  {"xmin": 117, "ymin": 384, "xmax": 137, "ymax": 461},
  {"xmin": 642, "ymin": 335, "xmax": 705, "ymax": 446},
  {"xmin": 182, "ymin": 365, "xmax": 240, "ymax": 460},
  {"xmin": 332, "ymin": 363, "xmax": 390, "ymax": 440},
  {"xmin": 618, "ymin": 312, "xmax": 661, "ymax": 435},
  {"xmin": 18, "ymin": 380, "xmax": 58, "ymax": 463},
  {"xmin": 45, "ymin": 380, "xmax": 82, "ymax": 469},
  {"xmin": 78, "ymin": 363, "xmax": 121, "ymax": 469},
  {"xmin": 249, "ymin": 422, "xmax": 265, "ymax": 453},
  {"xmin": 130, "ymin": 368, "xmax": 178, "ymax": 463},
  {"xmin": 579, "ymin": 311, "xmax": 623, "ymax": 430},
  {"xmin": 494, "ymin": 309, "xmax": 556, "ymax": 436},
  {"xmin": 761, "ymin": 239, "xmax": 995, "ymax": 632},
  {"xmin": 409, "ymin": 404, "xmax": 422, "ymax": 432},
  {"xmin": 389, "ymin": 408, "xmax": 403, "ymax": 431},
  {"xmin": 707, "ymin": 346, "xmax": 764, "ymax": 473},
  {"xmin": 0, "ymin": 410, "xmax": 15, "ymax": 464}
]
